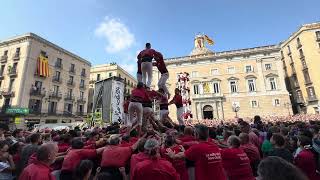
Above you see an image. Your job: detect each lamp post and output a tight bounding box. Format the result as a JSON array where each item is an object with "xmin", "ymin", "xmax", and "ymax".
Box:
[{"xmin": 232, "ymin": 102, "xmax": 240, "ymax": 118}]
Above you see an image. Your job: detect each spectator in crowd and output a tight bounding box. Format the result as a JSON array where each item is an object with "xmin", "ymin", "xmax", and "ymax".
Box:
[
  {"xmin": 60, "ymin": 137, "xmax": 104, "ymax": 180},
  {"xmin": 17, "ymin": 133, "xmax": 42, "ymax": 177},
  {"xmin": 19, "ymin": 142, "xmax": 58, "ymax": 180},
  {"xmin": 239, "ymin": 121, "xmax": 261, "ymax": 149},
  {"xmin": 268, "ymin": 133, "xmax": 293, "ymax": 163},
  {"xmin": 100, "ymin": 134, "xmax": 138, "ymax": 180},
  {"xmin": 239, "ymin": 133, "xmax": 261, "ymax": 175},
  {"xmin": 132, "ymin": 138, "xmax": 179, "ymax": 180},
  {"xmin": 167, "ymin": 124, "xmax": 227, "ymax": 180},
  {"xmin": 257, "ymin": 156, "xmax": 308, "ymax": 180},
  {"xmin": 0, "ymin": 140, "xmax": 15, "ymax": 180},
  {"xmin": 294, "ymin": 135, "xmax": 319, "ymax": 180},
  {"xmin": 12, "ymin": 129, "xmax": 25, "ymax": 143},
  {"xmin": 221, "ymin": 135, "xmax": 255, "ymax": 180},
  {"xmin": 130, "ymin": 138, "xmax": 148, "ymax": 177},
  {"xmin": 0, "ymin": 124, "xmax": 8, "ymax": 141},
  {"xmin": 74, "ymin": 160, "xmax": 93, "ymax": 180}
]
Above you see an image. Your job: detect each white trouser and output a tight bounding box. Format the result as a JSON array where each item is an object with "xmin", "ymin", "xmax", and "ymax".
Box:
[
  {"xmin": 137, "ymin": 73, "xmax": 142, "ymax": 83},
  {"xmin": 158, "ymin": 73, "xmax": 169, "ymax": 94},
  {"xmin": 143, "ymin": 107, "xmax": 153, "ymax": 114},
  {"xmin": 128, "ymin": 102, "xmax": 143, "ymax": 126},
  {"xmin": 141, "ymin": 62, "xmax": 153, "ymax": 87},
  {"xmin": 176, "ymin": 107, "xmax": 185, "ymax": 125},
  {"xmin": 122, "ymin": 113, "xmax": 129, "ymax": 125},
  {"xmin": 160, "ymin": 110, "xmax": 169, "ymax": 121}
]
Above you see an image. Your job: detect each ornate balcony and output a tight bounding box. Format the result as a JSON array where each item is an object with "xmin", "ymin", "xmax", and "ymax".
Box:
[
  {"xmin": 81, "ymin": 71, "xmax": 86, "ymax": 77},
  {"xmin": 0, "ymin": 55, "xmax": 7, "ymax": 63},
  {"xmin": 69, "ymin": 68, "xmax": 76, "ymax": 74},
  {"xmin": 8, "ymin": 68, "xmax": 17, "ymax": 78},
  {"xmin": 48, "ymin": 91, "xmax": 62, "ymax": 100},
  {"xmin": 192, "ymin": 93, "xmax": 224, "ymax": 100},
  {"xmin": 77, "ymin": 97, "xmax": 86, "ymax": 104},
  {"xmin": 0, "ymin": 88, "xmax": 15, "ymax": 98},
  {"xmin": 52, "ymin": 76, "xmax": 62, "ymax": 83},
  {"xmin": 64, "ymin": 94, "xmax": 75, "ymax": 102},
  {"xmin": 30, "ymin": 88, "xmax": 46, "ymax": 98},
  {"xmin": 13, "ymin": 53, "xmax": 20, "ymax": 61},
  {"xmin": 67, "ymin": 80, "xmax": 75, "ymax": 87},
  {"xmin": 79, "ymin": 84, "xmax": 86, "ymax": 90},
  {"xmin": 55, "ymin": 62, "xmax": 63, "ymax": 69}
]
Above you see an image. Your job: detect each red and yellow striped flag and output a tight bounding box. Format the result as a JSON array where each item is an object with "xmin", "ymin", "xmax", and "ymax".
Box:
[
  {"xmin": 36, "ymin": 55, "xmax": 49, "ymax": 77},
  {"xmin": 204, "ymin": 35, "xmax": 214, "ymax": 45}
]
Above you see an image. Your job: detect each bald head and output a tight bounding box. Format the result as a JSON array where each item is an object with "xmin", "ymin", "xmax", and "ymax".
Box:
[
  {"xmin": 184, "ymin": 126, "xmax": 193, "ymax": 136},
  {"xmin": 37, "ymin": 142, "xmax": 58, "ymax": 165},
  {"xmin": 239, "ymin": 133, "xmax": 249, "ymax": 144}
]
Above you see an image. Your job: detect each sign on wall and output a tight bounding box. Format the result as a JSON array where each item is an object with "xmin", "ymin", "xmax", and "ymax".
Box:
[{"xmin": 111, "ymin": 80, "xmax": 124, "ymax": 123}]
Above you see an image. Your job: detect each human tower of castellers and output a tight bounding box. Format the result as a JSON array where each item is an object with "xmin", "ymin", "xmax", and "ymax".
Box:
[{"xmin": 123, "ymin": 43, "xmax": 193, "ymax": 135}]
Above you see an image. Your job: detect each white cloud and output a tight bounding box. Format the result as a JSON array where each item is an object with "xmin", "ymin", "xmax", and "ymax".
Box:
[
  {"xmin": 95, "ymin": 16, "xmax": 136, "ymax": 53},
  {"xmin": 119, "ymin": 63, "xmax": 136, "ymax": 75}
]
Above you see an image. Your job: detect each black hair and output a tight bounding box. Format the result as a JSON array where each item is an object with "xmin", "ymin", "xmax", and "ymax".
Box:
[
  {"xmin": 137, "ymin": 82, "xmax": 144, "ymax": 88},
  {"xmin": 146, "ymin": 43, "xmax": 151, "ymax": 48},
  {"xmin": 71, "ymin": 137, "xmax": 84, "ymax": 149},
  {"xmin": 208, "ymin": 127, "xmax": 217, "ymax": 139},
  {"xmin": 0, "ymin": 140, "xmax": 8, "ymax": 150},
  {"xmin": 12, "ymin": 129, "xmax": 22, "ymax": 137},
  {"xmin": 258, "ymin": 156, "xmax": 308, "ymax": 180},
  {"xmin": 298, "ymin": 135, "xmax": 312, "ymax": 147},
  {"xmin": 137, "ymin": 138, "xmax": 146, "ymax": 152},
  {"xmin": 195, "ymin": 124, "xmax": 209, "ymax": 141},
  {"xmin": 74, "ymin": 160, "xmax": 93, "ymax": 180},
  {"xmin": 0, "ymin": 123, "xmax": 9, "ymax": 131},
  {"xmin": 271, "ymin": 133, "xmax": 285, "ymax": 147},
  {"xmin": 30, "ymin": 133, "xmax": 41, "ymax": 144},
  {"xmin": 95, "ymin": 172, "xmax": 115, "ymax": 180},
  {"xmin": 165, "ymin": 135, "xmax": 175, "ymax": 147}
]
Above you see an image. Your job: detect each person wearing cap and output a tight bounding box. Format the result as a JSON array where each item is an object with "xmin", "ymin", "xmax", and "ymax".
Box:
[
  {"xmin": 169, "ymin": 88, "xmax": 185, "ymax": 126},
  {"xmin": 153, "ymin": 52, "xmax": 170, "ymax": 98},
  {"xmin": 166, "ymin": 124, "xmax": 226, "ymax": 180},
  {"xmin": 19, "ymin": 143, "xmax": 58, "ymax": 180},
  {"xmin": 132, "ymin": 138, "xmax": 180, "ymax": 180},
  {"xmin": 221, "ymin": 135, "xmax": 255, "ymax": 180},
  {"xmin": 60, "ymin": 138, "xmax": 105, "ymax": 180},
  {"xmin": 137, "ymin": 43, "xmax": 161, "ymax": 88}
]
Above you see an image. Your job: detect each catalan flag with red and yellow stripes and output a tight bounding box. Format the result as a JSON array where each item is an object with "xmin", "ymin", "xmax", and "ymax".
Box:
[
  {"xmin": 36, "ymin": 54, "xmax": 49, "ymax": 77},
  {"xmin": 204, "ymin": 35, "xmax": 214, "ymax": 45}
]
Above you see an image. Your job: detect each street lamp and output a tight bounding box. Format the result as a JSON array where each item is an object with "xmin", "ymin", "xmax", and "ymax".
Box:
[{"xmin": 232, "ymin": 102, "xmax": 240, "ymax": 118}]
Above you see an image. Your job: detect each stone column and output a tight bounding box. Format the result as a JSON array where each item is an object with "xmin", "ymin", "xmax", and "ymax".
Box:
[{"xmin": 215, "ymin": 101, "xmax": 219, "ymax": 119}]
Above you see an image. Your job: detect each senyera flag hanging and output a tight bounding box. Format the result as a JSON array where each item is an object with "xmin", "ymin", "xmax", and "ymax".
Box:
[{"xmin": 36, "ymin": 54, "xmax": 49, "ymax": 77}]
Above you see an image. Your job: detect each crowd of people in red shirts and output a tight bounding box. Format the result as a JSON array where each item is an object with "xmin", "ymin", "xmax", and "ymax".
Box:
[{"xmin": 0, "ymin": 114, "xmax": 319, "ymax": 180}]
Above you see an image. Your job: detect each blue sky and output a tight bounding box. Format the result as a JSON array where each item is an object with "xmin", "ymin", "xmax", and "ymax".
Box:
[{"xmin": 1, "ymin": 0, "xmax": 319, "ymax": 74}]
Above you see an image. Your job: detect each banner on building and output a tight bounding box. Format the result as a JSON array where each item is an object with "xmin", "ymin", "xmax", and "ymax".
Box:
[
  {"xmin": 36, "ymin": 54, "xmax": 50, "ymax": 77},
  {"xmin": 111, "ymin": 80, "xmax": 124, "ymax": 124}
]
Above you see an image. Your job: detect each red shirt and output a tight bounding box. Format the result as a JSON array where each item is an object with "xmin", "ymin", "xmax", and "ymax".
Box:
[
  {"xmin": 101, "ymin": 145, "xmax": 132, "ymax": 167},
  {"xmin": 62, "ymin": 149, "xmax": 96, "ymax": 171},
  {"xmin": 131, "ymin": 88, "xmax": 149, "ymax": 102},
  {"xmin": 137, "ymin": 48, "xmax": 159, "ymax": 60},
  {"xmin": 249, "ymin": 132, "xmax": 261, "ymax": 149},
  {"xmin": 240, "ymin": 143, "xmax": 261, "ymax": 163},
  {"xmin": 170, "ymin": 94, "xmax": 183, "ymax": 108},
  {"xmin": 184, "ymin": 141, "xmax": 226, "ymax": 180},
  {"xmin": 221, "ymin": 148, "xmax": 254, "ymax": 180},
  {"xmin": 155, "ymin": 57, "xmax": 168, "ymax": 74},
  {"xmin": 178, "ymin": 135, "xmax": 196, "ymax": 143},
  {"xmin": 130, "ymin": 152, "xmax": 149, "ymax": 177},
  {"xmin": 58, "ymin": 143, "xmax": 70, "ymax": 153},
  {"xmin": 161, "ymin": 145, "xmax": 188, "ymax": 180},
  {"xmin": 295, "ymin": 149, "xmax": 319, "ymax": 180},
  {"xmin": 19, "ymin": 161, "xmax": 55, "ymax": 180},
  {"xmin": 132, "ymin": 158, "xmax": 180, "ymax": 180}
]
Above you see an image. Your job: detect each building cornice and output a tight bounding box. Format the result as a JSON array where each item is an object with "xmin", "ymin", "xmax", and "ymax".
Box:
[
  {"xmin": 0, "ymin": 33, "xmax": 91, "ymax": 66},
  {"xmin": 280, "ymin": 22, "xmax": 320, "ymax": 47},
  {"xmin": 91, "ymin": 63, "xmax": 137, "ymax": 82},
  {"xmin": 165, "ymin": 45, "xmax": 280, "ymax": 64}
]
